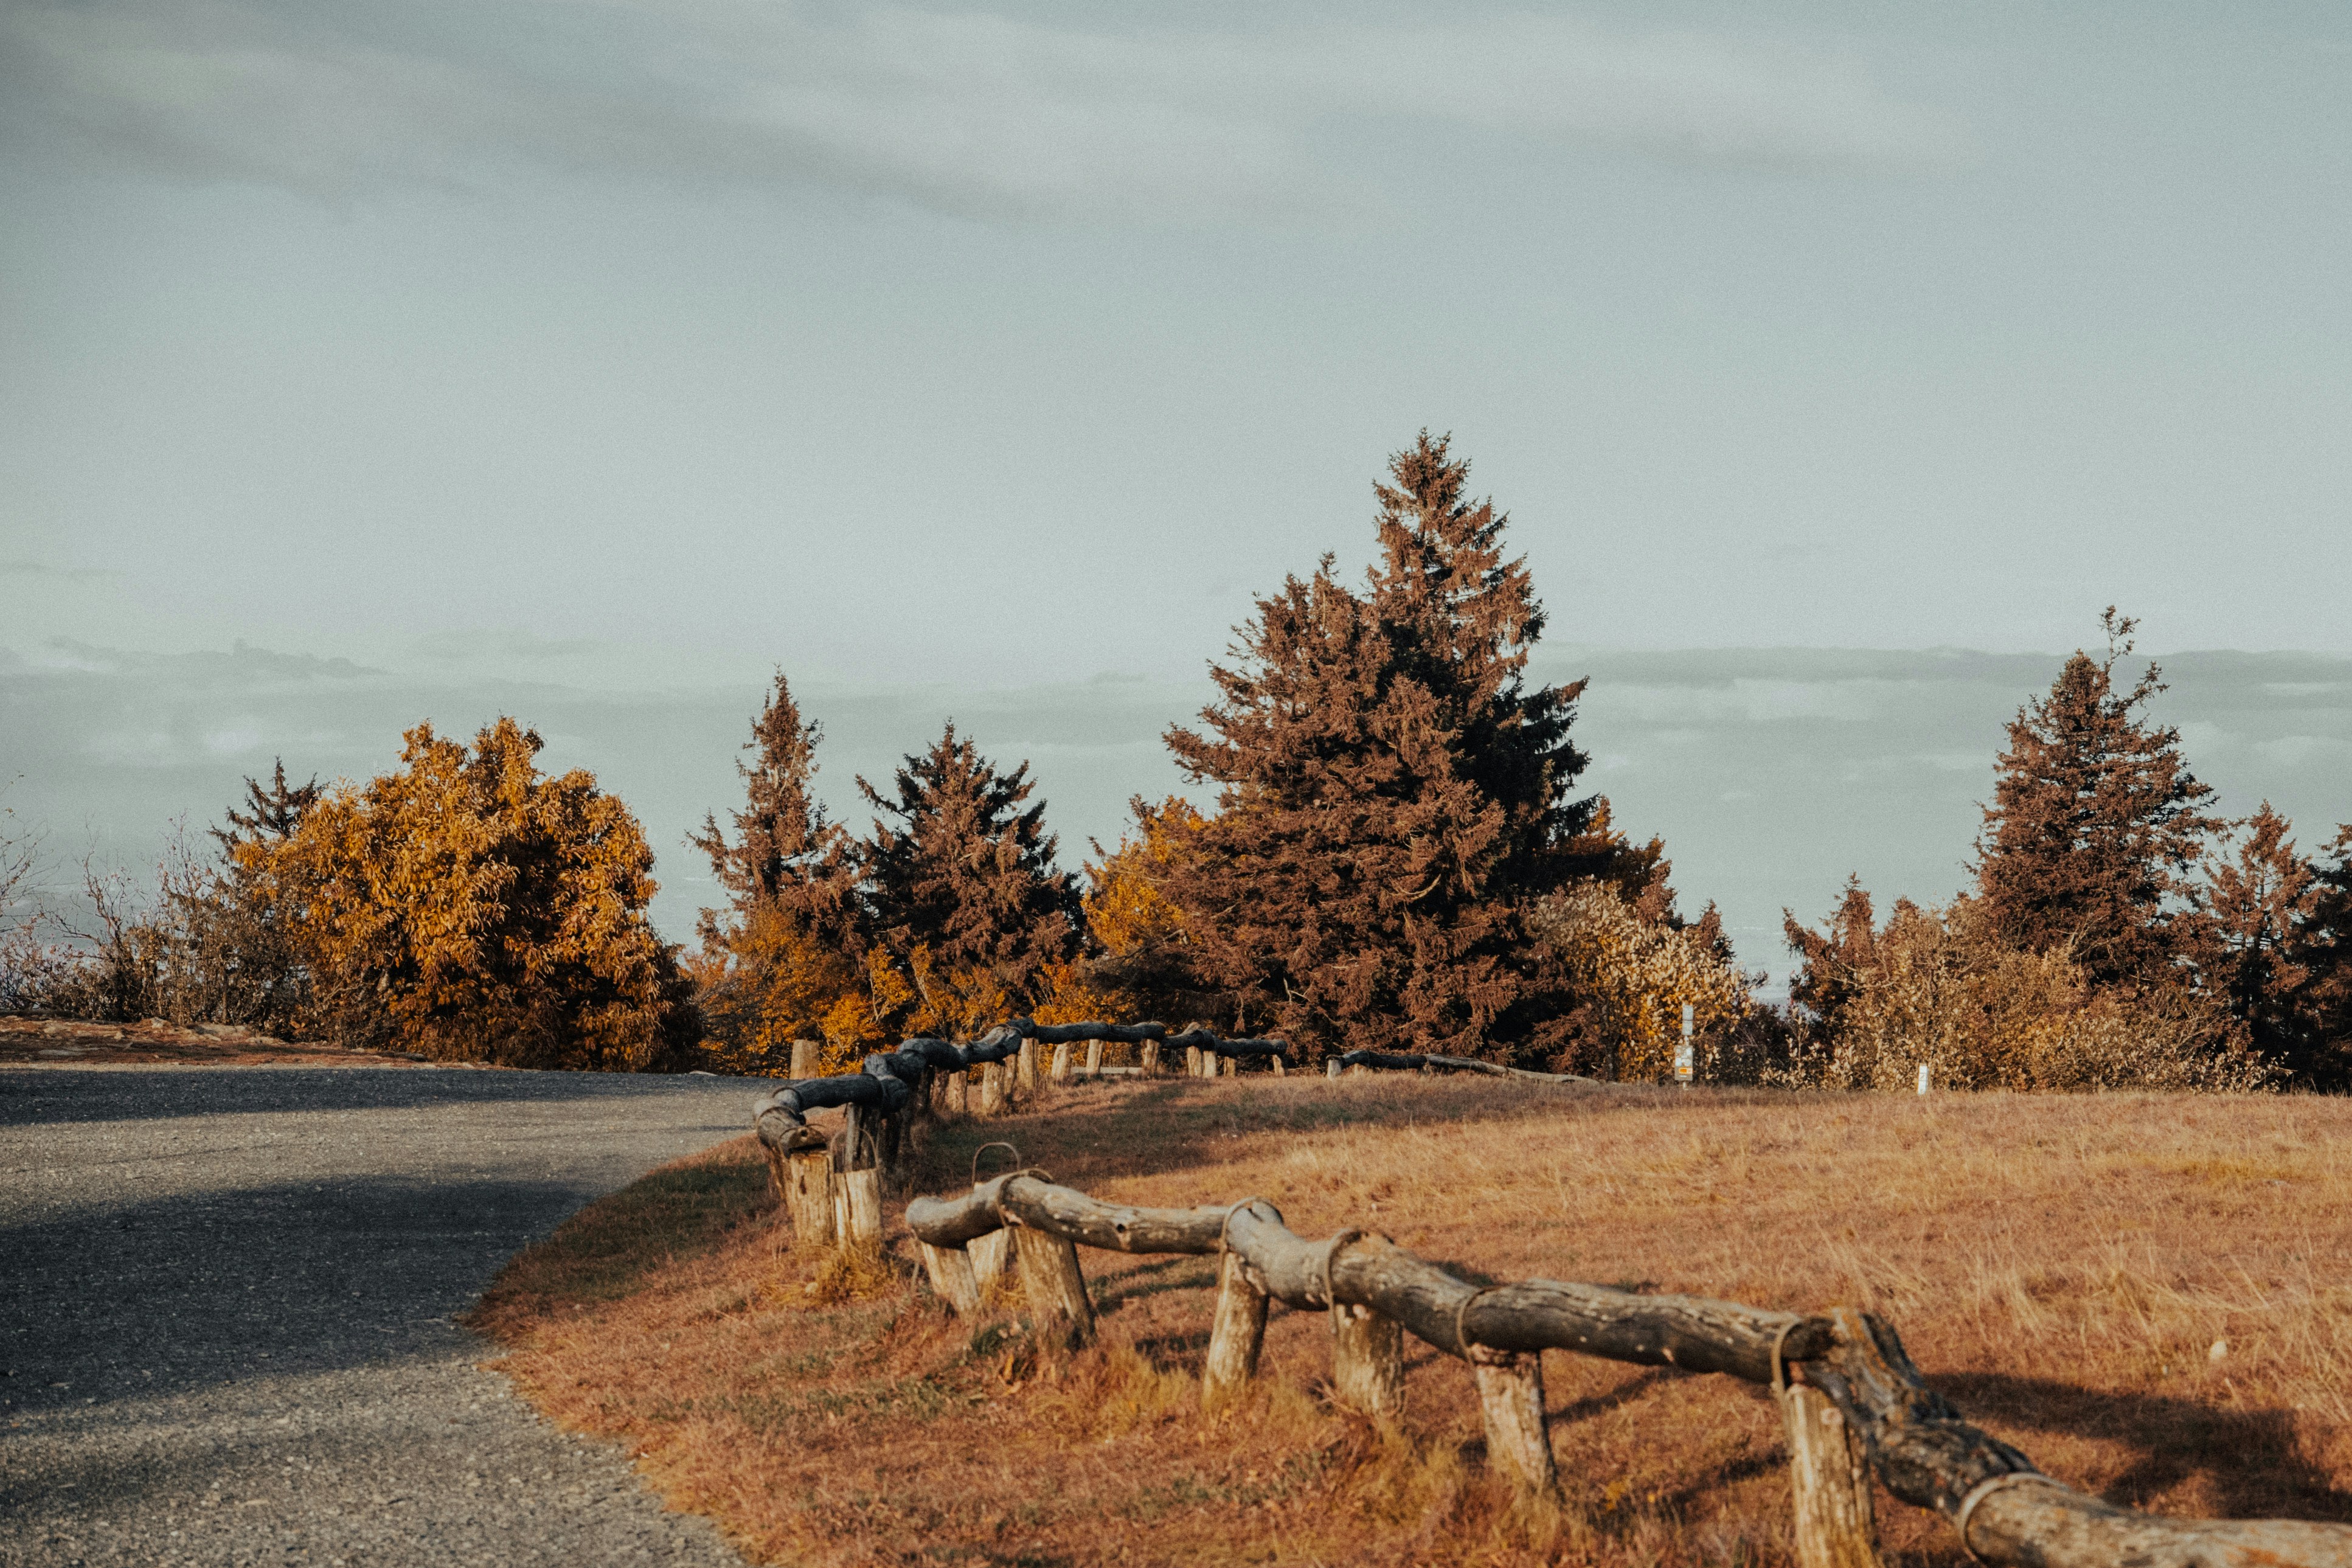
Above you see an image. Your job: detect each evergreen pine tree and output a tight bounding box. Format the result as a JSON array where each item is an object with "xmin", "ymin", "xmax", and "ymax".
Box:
[
  {"xmin": 858, "ymin": 722, "xmax": 1078, "ymax": 1010},
  {"xmin": 2202, "ymin": 802, "xmax": 2319, "ymax": 1068},
  {"xmin": 689, "ymin": 671, "xmax": 859, "ymax": 952},
  {"xmin": 2284, "ymin": 824, "xmax": 2352, "ymax": 1088},
  {"xmin": 1161, "ymin": 432, "xmax": 1594, "ymax": 1061},
  {"xmin": 1972, "ymin": 609, "xmax": 2223, "ymax": 990}
]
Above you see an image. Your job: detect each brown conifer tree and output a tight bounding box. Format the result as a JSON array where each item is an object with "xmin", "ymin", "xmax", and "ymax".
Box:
[
  {"xmin": 1972, "ymin": 609, "xmax": 2222, "ymax": 990},
  {"xmin": 1161, "ymin": 432, "xmax": 1594, "ymax": 1062},
  {"xmin": 689, "ymin": 671, "xmax": 860, "ymax": 953},
  {"xmin": 2284, "ymin": 824, "xmax": 2352, "ymax": 1088},
  {"xmin": 2202, "ymin": 802, "xmax": 2319, "ymax": 1067},
  {"xmin": 858, "ymin": 722, "xmax": 1079, "ymax": 1010}
]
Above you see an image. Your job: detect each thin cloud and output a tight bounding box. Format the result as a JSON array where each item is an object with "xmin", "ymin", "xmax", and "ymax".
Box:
[
  {"xmin": 0, "ymin": 560, "xmax": 121, "ymax": 582},
  {"xmin": 1, "ymin": 0, "xmax": 1975, "ymax": 218}
]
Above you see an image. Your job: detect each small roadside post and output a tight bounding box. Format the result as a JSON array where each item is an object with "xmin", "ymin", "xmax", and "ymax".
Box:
[
  {"xmin": 1916, "ymin": 1062, "xmax": 1931, "ymax": 1095},
  {"xmin": 1674, "ymin": 1003, "xmax": 1695, "ymax": 1089}
]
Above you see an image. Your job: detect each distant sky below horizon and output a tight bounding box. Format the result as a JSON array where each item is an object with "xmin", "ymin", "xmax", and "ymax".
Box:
[{"xmin": 2, "ymin": 3, "xmax": 2347, "ymax": 976}]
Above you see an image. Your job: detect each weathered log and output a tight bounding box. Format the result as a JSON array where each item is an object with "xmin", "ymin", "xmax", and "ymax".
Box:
[
  {"xmin": 835, "ymin": 1168, "xmax": 882, "ymax": 1249},
  {"xmin": 1164, "ymin": 1030, "xmax": 1290, "ymax": 1060},
  {"xmin": 1013, "ymin": 1226, "xmax": 1094, "ymax": 1350},
  {"xmin": 1013, "ymin": 1019, "xmax": 1170, "ymax": 1045},
  {"xmin": 1333, "ymin": 1049, "xmax": 1597, "ymax": 1085},
  {"xmin": 1084, "ymin": 1039, "xmax": 1103, "ymax": 1077},
  {"xmin": 1203, "ymin": 1250, "xmax": 1269, "ymax": 1408},
  {"xmin": 1782, "ymin": 1380, "xmax": 1879, "ymax": 1568},
  {"xmin": 1331, "ymin": 1302, "xmax": 1405, "ymax": 1421},
  {"xmin": 900, "ymin": 1176, "xmax": 2352, "ymax": 1568},
  {"xmin": 919, "ymin": 1241, "xmax": 982, "ymax": 1317},
  {"xmin": 1472, "ymin": 1350, "xmax": 1558, "ymax": 1497}
]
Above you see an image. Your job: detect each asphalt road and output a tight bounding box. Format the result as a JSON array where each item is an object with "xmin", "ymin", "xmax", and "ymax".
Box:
[{"xmin": 0, "ymin": 1066, "xmax": 763, "ymax": 1567}]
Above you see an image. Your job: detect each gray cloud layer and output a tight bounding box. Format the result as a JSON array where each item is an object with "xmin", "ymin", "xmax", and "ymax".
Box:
[
  {"xmin": 7, "ymin": 640, "xmax": 2345, "ymax": 980},
  {"xmin": 2, "ymin": 0, "xmax": 1971, "ymax": 215}
]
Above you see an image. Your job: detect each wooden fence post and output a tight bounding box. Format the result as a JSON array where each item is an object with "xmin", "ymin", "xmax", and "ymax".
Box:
[
  {"xmin": 1185, "ymin": 1044, "xmax": 1202, "ymax": 1076},
  {"xmin": 980, "ymin": 1060, "xmax": 1005, "ymax": 1116},
  {"xmin": 1221, "ymin": 1053, "xmax": 1237, "ymax": 1078},
  {"xmin": 1140, "ymin": 1041, "xmax": 1160, "ymax": 1075},
  {"xmin": 1084, "ymin": 1039, "xmax": 1103, "ymax": 1078},
  {"xmin": 1050, "ymin": 1041, "xmax": 1072, "ymax": 1083},
  {"xmin": 1203, "ymin": 1252, "xmax": 1269, "ymax": 1408},
  {"xmin": 789, "ymin": 1038, "xmax": 820, "ymax": 1078},
  {"xmin": 1782, "ymin": 1378, "xmax": 1879, "ymax": 1568},
  {"xmin": 920, "ymin": 1241, "xmax": 982, "ymax": 1316},
  {"xmin": 783, "ymin": 1151, "xmax": 835, "ymax": 1248},
  {"xmin": 1270, "ymin": 1055, "xmax": 1286, "ymax": 1077},
  {"xmin": 1013, "ymin": 1226, "xmax": 1094, "ymax": 1350},
  {"xmin": 941, "ymin": 1069, "xmax": 967, "ymax": 1116},
  {"xmin": 968, "ymin": 1227, "xmax": 1014, "ymax": 1295},
  {"xmin": 835, "ymin": 1168, "xmax": 883, "ymax": 1251},
  {"xmin": 1018, "ymin": 1037, "xmax": 1038, "ymax": 1092},
  {"xmin": 1327, "ymin": 1060, "xmax": 1342, "ymax": 1080},
  {"xmin": 1471, "ymin": 1349, "xmax": 1559, "ymax": 1497},
  {"xmin": 1330, "ymin": 1302, "xmax": 1405, "ymax": 1421}
]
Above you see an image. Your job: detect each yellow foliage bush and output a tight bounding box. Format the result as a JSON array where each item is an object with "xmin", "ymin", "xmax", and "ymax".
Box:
[
  {"xmin": 1528, "ymin": 881, "xmax": 1750, "ymax": 1082},
  {"xmin": 269, "ymin": 718, "xmax": 692, "ymax": 1069},
  {"xmin": 1784, "ymin": 895, "xmax": 2270, "ymax": 1092}
]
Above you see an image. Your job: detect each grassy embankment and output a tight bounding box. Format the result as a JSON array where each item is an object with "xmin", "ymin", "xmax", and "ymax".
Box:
[{"xmin": 468, "ymin": 1077, "xmax": 2352, "ymax": 1567}]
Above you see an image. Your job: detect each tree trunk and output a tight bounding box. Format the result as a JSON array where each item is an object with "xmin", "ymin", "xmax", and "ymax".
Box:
[
  {"xmin": 1783, "ymin": 1380, "xmax": 1880, "ymax": 1568},
  {"xmin": 1330, "ymin": 1302, "xmax": 1404, "ymax": 1421},
  {"xmin": 1474, "ymin": 1350, "xmax": 1559, "ymax": 1497},
  {"xmin": 1013, "ymin": 1226, "xmax": 1094, "ymax": 1350},
  {"xmin": 920, "ymin": 1241, "xmax": 982, "ymax": 1316},
  {"xmin": 1203, "ymin": 1251, "xmax": 1269, "ymax": 1408}
]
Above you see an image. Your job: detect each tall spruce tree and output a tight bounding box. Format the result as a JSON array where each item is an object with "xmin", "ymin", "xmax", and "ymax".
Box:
[
  {"xmin": 1973, "ymin": 609, "xmax": 2223, "ymax": 990},
  {"xmin": 2202, "ymin": 803, "xmax": 2319, "ymax": 1068},
  {"xmin": 2282, "ymin": 824, "xmax": 2352, "ymax": 1088},
  {"xmin": 689, "ymin": 671, "xmax": 859, "ymax": 952},
  {"xmin": 1161, "ymin": 432, "xmax": 1592, "ymax": 1062},
  {"xmin": 858, "ymin": 722, "xmax": 1078, "ymax": 1005}
]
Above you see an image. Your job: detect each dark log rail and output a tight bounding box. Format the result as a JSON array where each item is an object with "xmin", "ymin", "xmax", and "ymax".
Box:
[
  {"xmin": 1333, "ymin": 1048, "xmax": 1598, "ymax": 1085},
  {"xmin": 902, "ymin": 1173, "xmax": 2352, "ymax": 1568}
]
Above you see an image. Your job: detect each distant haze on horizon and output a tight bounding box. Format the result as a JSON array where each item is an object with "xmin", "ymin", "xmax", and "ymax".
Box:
[{"xmin": 2, "ymin": 1, "xmax": 2345, "ymax": 978}]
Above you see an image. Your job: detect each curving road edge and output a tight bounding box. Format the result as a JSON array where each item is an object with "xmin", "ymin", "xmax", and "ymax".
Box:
[{"xmin": 0, "ymin": 1064, "xmax": 759, "ymax": 1567}]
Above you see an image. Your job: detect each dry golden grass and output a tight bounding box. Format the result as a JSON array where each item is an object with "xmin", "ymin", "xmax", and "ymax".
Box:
[{"xmin": 469, "ymin": 1078, "xmax": 2352, "ymax": 1567}]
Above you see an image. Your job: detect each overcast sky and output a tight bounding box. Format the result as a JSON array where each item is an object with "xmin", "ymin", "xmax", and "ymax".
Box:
[{"xmin": 3, "ymin": 1, "xmax": 2348, "ymax": 970}]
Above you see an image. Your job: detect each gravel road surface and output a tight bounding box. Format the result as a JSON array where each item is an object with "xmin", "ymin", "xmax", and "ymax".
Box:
[{"xmin": 0, "ymin": 1066, "xmax": 761, "ymax": 1567}]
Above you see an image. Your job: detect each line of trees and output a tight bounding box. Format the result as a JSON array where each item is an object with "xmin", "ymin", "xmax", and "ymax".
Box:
[
  {"xmin": 685, "ymin": 433, "xmax": 1744, "ymax": 1077},
  {"xmin": 5, "ymin": 435, "xmax": 2345, "ymax": 1086},
  {"xmin": 1785, "ymin": 612, "xmax": 2352, "ymax": 1091}
]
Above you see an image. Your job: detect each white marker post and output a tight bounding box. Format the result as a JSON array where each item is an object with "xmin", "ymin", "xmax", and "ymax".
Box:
[
  {"xmin": 1674, "ymin": 1002, "xmax": 1695, "ymax": 1089},
  {"xmin": 1916, "ymin": 1061, "xmax": 1932, "ymax": 1095}
]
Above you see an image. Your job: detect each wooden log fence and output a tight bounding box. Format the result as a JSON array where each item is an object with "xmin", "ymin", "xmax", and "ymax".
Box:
[
  {"xmin": 900, "ymin": 1171, "xmax": 2352, "ymax": 1568},
  {"xmin": 751, "ymin": 1019, "xmax": 1296, "ymax": 1231},
  {"xmin": 1330, "ymin": 1047, "xmax": 1597, "ymax": 1085}
]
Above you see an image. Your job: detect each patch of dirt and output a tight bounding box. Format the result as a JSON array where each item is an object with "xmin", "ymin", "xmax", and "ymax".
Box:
[{"xmin": 0, "ymin": 1014, "xmax": 444, "ymax": 1068}]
